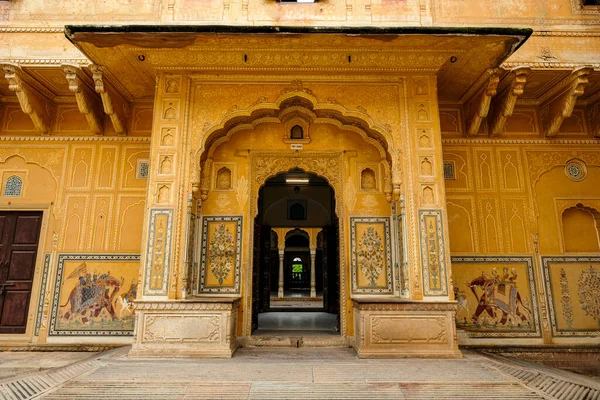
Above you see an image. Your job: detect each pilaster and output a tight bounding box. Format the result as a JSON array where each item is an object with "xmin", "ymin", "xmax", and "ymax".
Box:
[{"xmin": 407, "ymin": 75, "xmax": 453, "ymax": 302}]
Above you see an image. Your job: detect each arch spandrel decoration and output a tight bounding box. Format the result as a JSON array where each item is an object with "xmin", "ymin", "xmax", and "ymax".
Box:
[{"xmin": 192, "ymin": 88, "xmax": 402, "ymax": 201}]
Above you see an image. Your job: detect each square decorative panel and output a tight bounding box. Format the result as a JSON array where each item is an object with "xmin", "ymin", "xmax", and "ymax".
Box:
[
  {"xmin": 49, "ymin": 253, "xmax": 140, "ymax": 336},
  {"xmin": 541, "ymin": 256, "xmax": 600, "ymax": 337},
  {"xmin": 350, "ymin": 216, "xmax": 393, "ymax": 295},
  {"xmin": 451, "ymin": 256, "xmax": 541, "ymax": 338},
  {"xmin": 199, "ymin": 216, "xmax": 243, "ymax": 294}
]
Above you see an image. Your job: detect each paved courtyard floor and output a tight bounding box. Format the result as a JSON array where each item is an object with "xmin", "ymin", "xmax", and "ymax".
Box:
[{"xmin": 0, "ymin": 346, "xmax": 598, "ymax": 399}]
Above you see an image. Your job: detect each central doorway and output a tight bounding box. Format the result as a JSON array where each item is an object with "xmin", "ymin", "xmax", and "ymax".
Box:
[{"xmin": 251, "ymin": 169, "xmax": 340, "ymax": 335}]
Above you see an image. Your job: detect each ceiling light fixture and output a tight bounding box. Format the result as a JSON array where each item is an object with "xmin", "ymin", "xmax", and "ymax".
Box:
[{"xmin": 286, "ymin": 178, "xmax": 309, "ymax": 183}]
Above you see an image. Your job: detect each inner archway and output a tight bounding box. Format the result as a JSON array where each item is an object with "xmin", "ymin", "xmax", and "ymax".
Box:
[{"xmin": 252, "ymin": 169, "xmax": 339, "ymax": 335}]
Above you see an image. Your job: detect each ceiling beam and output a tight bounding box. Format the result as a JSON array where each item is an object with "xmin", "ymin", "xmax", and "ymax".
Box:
[
  {"xmin": 90, "ymin": 65, "xmax": 130, "ymax": 135},
  {"xmin": 2, "ymin": 64, "xmax": 53, "ymax": 135},
  {"xmin": 488, "ymin": 67, "xmax": 530, "ymax": 137},
  {"xmin": 541, "ymin": 67, "xmax": 592, "ymax": 137},
  {"xmin": 464, "ymin": 68, "xmax": 501, "ymax": 136},
  {"xmin": 62, "ymin": 64, "xmax": 104, "ymax": 135}
]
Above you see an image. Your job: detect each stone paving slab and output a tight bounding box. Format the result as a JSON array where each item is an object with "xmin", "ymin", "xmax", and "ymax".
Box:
[{"xmin": 0, "ymin": 347, "xmax": 596, "ymax": 399}]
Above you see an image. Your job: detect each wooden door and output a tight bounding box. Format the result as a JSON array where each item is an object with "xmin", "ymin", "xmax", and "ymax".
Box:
[
  {"xmin": 251, "ymin": 220, "xmax": 261, "ymax": 333},
  {"xmin": 0, "ymin": 211, "xmax": 43, "ymax": 334},
  {"xmin": 322, "ymin": 221, "xmax": 340, "ymax": 315},
  {"xmin": 259, "ymin": 226, "xmax": 271, "ymax": 312},
  {"xmin": 327, "ymin": 217, "xmax": 340, "ymax": 315}
]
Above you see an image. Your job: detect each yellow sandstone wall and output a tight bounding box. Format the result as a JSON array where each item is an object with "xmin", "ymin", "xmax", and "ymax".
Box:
[
  {"xmin": 0, "ymin": 104, "xmax": 151, "ymax": 344},
  {"xmin": 442, "ymin": 106, "xmax": 600, "ymax": 344}
]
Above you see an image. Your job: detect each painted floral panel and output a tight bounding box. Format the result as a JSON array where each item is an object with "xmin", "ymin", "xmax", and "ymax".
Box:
[
  {"xmin": 199, "ymin": 216, "xmax": 242, "ymax": 294},
  {"xmin": 542, "ymin": 257, "xmax": 600, "ymax": 336},
  {"xmin": 350, "ymin": 217, "xmax": 392, "ymax": 294}
]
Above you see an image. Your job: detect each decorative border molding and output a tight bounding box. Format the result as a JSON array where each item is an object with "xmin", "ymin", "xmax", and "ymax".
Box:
[
  {"xmin": 443, "ymin": 138, "xmax": 600, "ymax": 145},
  {"xmin": 198, "ymin": 215, "xmax": 243, "ymax": 294},
  {"xmin": 349, "ymin": 216, "xmax": 393, "ymax": 295},
  {"xmin": 143, "ymin": 208, "xmax": 173, "ymax": 296},
  {"xmin": 134, "ymin": 300, "xmax": 239, "ymax": 311},
  {"xmin": 451, "ymin": 255, "xmax": 542, "ymax": 338},
  {"xmin": 541, "ymin": 256, "xmax": 600, "ymax": 337},
  {"xmin": 0, "ymin": 27, "xmax": 65, "ymax": 33},
  {"xmin": 502, "ymin": 61, "xmax": 600, "ymax": 69},
  {"xmin": 419, "ymin": 209, "xmax": 448, "ymax": 296},
  {"xmin": 34, "ymin": 253, "xmax": 51, "ymax": 336},
  {"xmin": 532, "ymin": 30, "xmax": 600, "ymax": 37},
  {"xmin": 0, "ymin": 58, "xmax": 89, "ymax": 65},
  {"xmin": 49, "ymin": 253, "xmax": 140, "ymax": 336},
  {"xmin": 0, "ymin": 136, "xmax": 150, "ymax": 142},
  {"xmin": 352, "ymin": 300, "xmax": 457, "ymax": 312}
]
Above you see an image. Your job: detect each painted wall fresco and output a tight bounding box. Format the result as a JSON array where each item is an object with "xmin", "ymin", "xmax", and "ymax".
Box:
[
  {"xmin": 451, "ymin": 256, "xmax": 541, "ymax": 338},
  {"xmin": 49, "ymin": 254, "xmax": 140, "ymax": 336},
  {"xmin": 542, "ymin": 256, "xmax": 600, "ymax": 337},
  {"xmin": 350, "ymin": 217, "xmax": 393, "ymax": 295},
  {"xmin": 198, "ymin": 216, "xmax": 243, "ymax": 294},
  {"xmin": 419, "ymin": 210, "xmax": 448, "ymax": 296},
  {"xmin": 143, "ymin": 208, "xmax": 173, "ymax": 296}
]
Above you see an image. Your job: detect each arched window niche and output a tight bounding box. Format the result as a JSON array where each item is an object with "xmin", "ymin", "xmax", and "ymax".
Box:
[{"xmin": 4, "ymin": 175, "xmax": 23, "ymax": 197}]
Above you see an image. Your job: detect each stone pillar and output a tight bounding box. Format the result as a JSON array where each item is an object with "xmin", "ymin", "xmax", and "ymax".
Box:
[
  {"xmin": 352, "ymin": 74, "xmax": 460, "ymax": 359},
  {"xmin": 278, "ymin": 250, "xmax": 285, "ymax": 298},
  {"xmin": 408, "ymin": 74, "xmax": 453, "ymax": 301},
  {"xmin": 310, "ymin": 249, "xmax": 316, "ymax": 298},
  {"xmin": 131, "ymin": 72, "xmax": 238, "ymax": 358}
]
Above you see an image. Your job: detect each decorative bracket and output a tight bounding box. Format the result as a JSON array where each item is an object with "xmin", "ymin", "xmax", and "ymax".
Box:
[
  {"xmin": 62, "ymin": 64, "xmax": 104, "ymax": 135},
  {"xmin": 90, "ymin": 65, "xmax": 129, "ymax": 135},
  {"xmin": 2, "ymin": 63, "xmax": 52, "ymax": 135},
  {"xmin": 489, "ymin": 67, "xmax": 530, "ymax": 137},
  {"xmin": 464, "ymin": 68, "xmax": 501, "ymax": 136},
  {"xmin": 541, "ymin": 67, "xmax": 592, "ymax": 137}
]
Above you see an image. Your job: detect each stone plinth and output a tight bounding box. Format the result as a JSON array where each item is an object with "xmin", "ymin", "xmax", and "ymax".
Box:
[
  {"xmin": 129, "ymin": 298, "xmax": 240, "ymax": 358},
  {"xmin": 352, "ymin": 298, "xmax": 461, "ymax": 359}
]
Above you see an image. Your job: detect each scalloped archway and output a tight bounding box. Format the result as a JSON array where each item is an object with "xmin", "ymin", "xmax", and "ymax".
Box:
[{"xmin": 192, "ymin": 89, "xmax": 402, "ymax": 202}]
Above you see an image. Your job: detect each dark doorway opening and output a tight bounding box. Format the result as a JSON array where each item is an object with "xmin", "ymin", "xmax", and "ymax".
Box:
[
  {"xmin": 0, "ymin": 211, "xmax": 43, "ymax": 334},
  {"xmin": 251, "ymin": 170, "xmax": 340, "ymax": 335}
]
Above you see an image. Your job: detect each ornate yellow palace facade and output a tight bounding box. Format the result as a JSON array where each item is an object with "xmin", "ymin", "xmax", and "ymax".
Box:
[{"xmin": 0, "ymin": 0, "xmax": 598, "ymax": 358}]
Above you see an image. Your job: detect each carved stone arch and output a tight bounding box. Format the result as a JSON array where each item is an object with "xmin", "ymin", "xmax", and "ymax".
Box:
[
  {"xmin": 242, "ymin": 150, "xmax": 348, "ymax": 337},
  {"xmin": 284, "ymin": 228, "xmax": 310, "ymax": 244},
  {"xmin": 192, "ymin": 90, "xmax": 397, "ymax": 190}
]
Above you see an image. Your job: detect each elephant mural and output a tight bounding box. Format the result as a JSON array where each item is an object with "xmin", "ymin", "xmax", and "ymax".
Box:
[
  {"xmin": 60, "ymin": 264, "xmax": 123, "ymax": 323},
  {"xmin": 466, "ymin": 268, "xmax": 531, "ymax": 327}
]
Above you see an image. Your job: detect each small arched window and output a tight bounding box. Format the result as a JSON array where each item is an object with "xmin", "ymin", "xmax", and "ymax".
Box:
[
  {"xmin": 290, "ymin": 125, "xmax": 304, "ymax": 139},
  {"xmin": 4, "ymin": 176, "xmax": 23, "ymax": 197}
]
